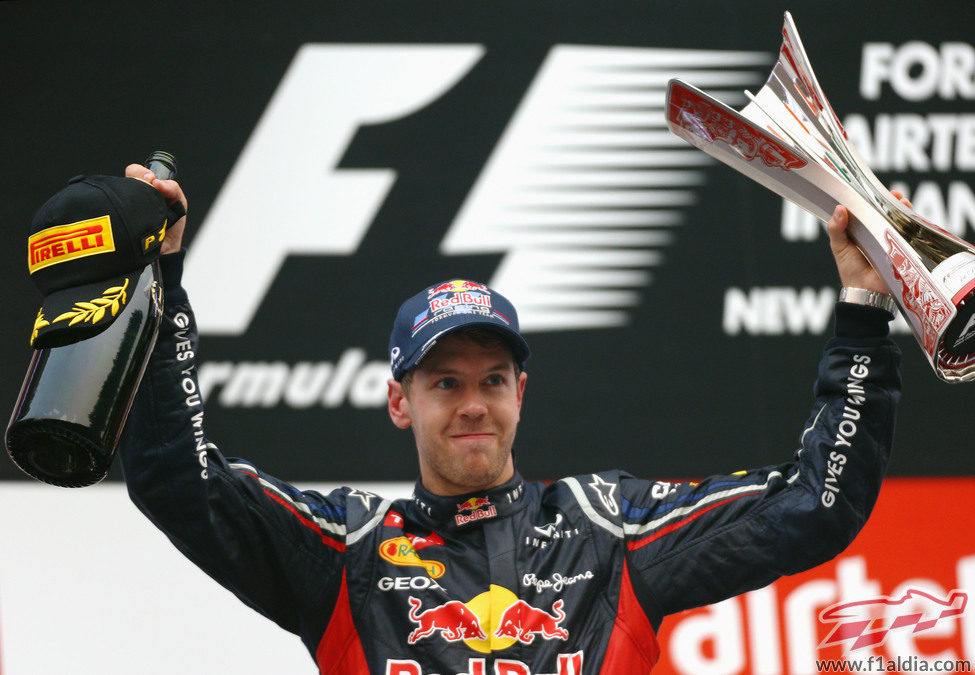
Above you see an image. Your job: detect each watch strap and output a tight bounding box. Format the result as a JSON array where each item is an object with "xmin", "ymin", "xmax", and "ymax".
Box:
[{"xmin": 839, "ymin": 287, "xmax": 896, "ymax": 315}]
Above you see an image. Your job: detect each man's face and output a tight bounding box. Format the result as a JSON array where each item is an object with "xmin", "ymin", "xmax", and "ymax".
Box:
[{"xmin": 387, "ymin": 334, "xmax": 527, "ymax": 496}]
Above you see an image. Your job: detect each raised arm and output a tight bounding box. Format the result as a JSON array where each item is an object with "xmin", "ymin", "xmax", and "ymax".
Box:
[
  {"xmin": 116, "ymin": 166, "xmax": 349, "ymax": 652},
  {"xmin": 620, "ymin": 197, "xmax": 904, "ymax": 619}
]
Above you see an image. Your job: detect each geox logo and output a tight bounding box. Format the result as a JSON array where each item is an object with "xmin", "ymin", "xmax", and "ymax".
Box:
[
  {"xmin": 186, "ymin": 44, "xmax": 769, "ymax": 336},
  {"xmin": 28, "ymin": 217, "xmax": 115, "ymax": 274}
]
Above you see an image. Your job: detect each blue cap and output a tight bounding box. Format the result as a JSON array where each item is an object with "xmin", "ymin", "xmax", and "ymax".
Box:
[{"xmin": 389, "ymin": 279, "xmax": 530, "ymax": 381}]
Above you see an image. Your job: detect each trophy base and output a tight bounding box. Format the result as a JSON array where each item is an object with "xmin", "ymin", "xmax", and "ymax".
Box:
[{"xmin": 6, "ymin": 420, "xmax": 110, "ymax": 488}]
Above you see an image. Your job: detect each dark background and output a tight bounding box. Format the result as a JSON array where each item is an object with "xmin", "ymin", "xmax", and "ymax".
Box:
[{"xmin": 2, "ymin": 0, "xmax": 973, "ymax": 484}]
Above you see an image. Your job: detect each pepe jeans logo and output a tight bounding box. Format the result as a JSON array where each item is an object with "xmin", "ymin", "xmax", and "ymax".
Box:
[
  {"xmin": 28, "ymin": 216, "xmax": 115, "ymax": 274},
  {"xmin": 522, "ymin": 570, "xmax": 594, "ymax": 593}
]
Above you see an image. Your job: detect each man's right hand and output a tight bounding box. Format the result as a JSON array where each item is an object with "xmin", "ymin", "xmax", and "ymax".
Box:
[{"xmin": 125, "ymin": 163, "xmax": 188, "ymax": 254}]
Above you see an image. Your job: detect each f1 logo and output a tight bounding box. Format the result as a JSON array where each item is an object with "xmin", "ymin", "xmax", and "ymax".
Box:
[
  {"xmin": 186, "ymin": 44, "xmax": 767, "ymax": 335},
  {"xmin": 185, "ymin": 45, "xmax": 484, "ymax": 335}
]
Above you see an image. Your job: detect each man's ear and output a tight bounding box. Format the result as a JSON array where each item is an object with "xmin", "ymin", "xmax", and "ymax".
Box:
[
  {"xmin": 387, "ymin": 379, "xmax": 412, "ymax": 429},
  {"xmin": 515, "ymin": 371, "xmax": 527, "ymax": 420}
]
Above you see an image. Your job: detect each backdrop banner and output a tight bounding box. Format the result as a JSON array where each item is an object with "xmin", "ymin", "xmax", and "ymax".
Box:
[
  {"xmin": 3, "ymin": 2, "xmax": 974, "ymax": 482},
  {"xmin": 1, "ymin": 3, "xmax": 973, "ymax": 673}
]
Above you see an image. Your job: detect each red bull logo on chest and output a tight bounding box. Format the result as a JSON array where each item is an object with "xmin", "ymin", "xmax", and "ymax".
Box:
[
  {"xmin": 407, "ymin": 596, "xmax": 489, "ymax": 644},
  {"xmin": 404, "ymin": 585, "xmax": 569, "ymax": 653},
  {"xmin": 386, "ymin": 652, "xmax": 583, "ymax": 675},
  {"xmin": 494, "ymin": 599, "xmax": 569, "ymax": 644},
  {"xmin": 455, "ymin": 497, "xmax": 498, "ymax": 526}
]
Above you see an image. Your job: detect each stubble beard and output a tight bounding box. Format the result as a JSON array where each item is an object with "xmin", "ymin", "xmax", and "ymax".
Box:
[{"xmin": 422, "ymin": 431, "xmax": 516, "ymax": 494}]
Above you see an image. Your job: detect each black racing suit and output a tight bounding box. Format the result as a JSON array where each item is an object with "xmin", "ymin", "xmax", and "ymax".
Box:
[{"xmin": 119, "ymin": 251, "xmax": 901, "ymax": 674}]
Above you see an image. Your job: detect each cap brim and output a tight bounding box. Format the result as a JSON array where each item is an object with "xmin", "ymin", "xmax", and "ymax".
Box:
[
  {"xmin": 31, "ymin": 268, "xmax": 146, "ymax": 349},
  {"xmin": 404, "ymin": 314, "xmax": 531, "ymax": 377}
]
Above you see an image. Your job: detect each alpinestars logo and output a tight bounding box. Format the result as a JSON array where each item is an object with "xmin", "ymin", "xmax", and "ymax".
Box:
[{"xmin": 186, "ymin": 44, "xmax": 768, "ymax": 336}]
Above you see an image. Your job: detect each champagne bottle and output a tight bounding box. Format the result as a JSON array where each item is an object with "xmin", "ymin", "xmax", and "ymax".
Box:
[
  {"xmin": 6, "ymin": 265, "xmax": 163, "ymax": 486},
  {"xmin": 5, "ymin": 153, "xmax": 177, "ymax": 486}
]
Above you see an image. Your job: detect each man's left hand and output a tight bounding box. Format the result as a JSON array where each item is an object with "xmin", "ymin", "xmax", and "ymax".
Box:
[{"xmin": 828, "ymin": 190, "xmax": 912, "ymax": 293}]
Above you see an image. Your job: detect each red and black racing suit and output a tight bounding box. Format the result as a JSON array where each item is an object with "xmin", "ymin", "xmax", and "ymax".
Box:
[{"xmin": 119, "ymin": 251, "xmax": 901, "ymax": 674}]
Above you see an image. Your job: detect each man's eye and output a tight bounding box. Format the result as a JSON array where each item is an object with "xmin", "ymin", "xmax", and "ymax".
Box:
[
  {"xmin": 486, "ymin": 374, "xmax": 505, "ymax": 386},
  {"xmin": 435, "ymin": 378, "xmax": 456, "ymax": 390}
]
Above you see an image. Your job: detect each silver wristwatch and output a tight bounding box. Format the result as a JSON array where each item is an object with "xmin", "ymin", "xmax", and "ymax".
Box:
[{"xmin": 838, "ymin": 287, "xmax": 896, "ymax": 315}]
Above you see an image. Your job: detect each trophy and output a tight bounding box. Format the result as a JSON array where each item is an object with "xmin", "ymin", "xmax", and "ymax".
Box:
[
  {"xmin": 665, "ymin": 12, "xmax": 975, "ymax": 383},
  {"xmin": 5, "ymin": 153, "xmax": 180, "ymax": 486}
]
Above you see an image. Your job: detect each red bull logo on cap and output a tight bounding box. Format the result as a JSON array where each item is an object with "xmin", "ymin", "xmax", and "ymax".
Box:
[
  {"xmin": 411, "ymin": 283, "xmax": 495, "ymax": 339},
  {"xmin": 427, "ymin": 279, "xmax": 490, "ymax": 299},
  {"xmin": 429, "ymin": 291, "xmax": 492, "ymax": 314}
]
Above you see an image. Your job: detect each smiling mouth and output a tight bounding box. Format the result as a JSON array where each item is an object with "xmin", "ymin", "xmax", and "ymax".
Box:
[{"xmin": 451, "ymin": 433, "xmax": 494, "ymax": 441}]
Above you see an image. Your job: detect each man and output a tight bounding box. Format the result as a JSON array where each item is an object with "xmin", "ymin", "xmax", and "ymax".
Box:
[{"xmin": 119, "ymin": 163, "xmax": 902, "ymax": 674}]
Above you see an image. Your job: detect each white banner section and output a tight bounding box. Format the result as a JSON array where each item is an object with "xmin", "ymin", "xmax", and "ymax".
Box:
[{"xmin": 0, "ymin": 481, "xmax": 413, "ymax": 675}]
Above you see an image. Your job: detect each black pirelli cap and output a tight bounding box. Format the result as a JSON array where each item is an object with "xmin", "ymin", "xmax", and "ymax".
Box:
[{"xmin": 26, "ymin": 175, "xmax": 179, "ymax": 349}]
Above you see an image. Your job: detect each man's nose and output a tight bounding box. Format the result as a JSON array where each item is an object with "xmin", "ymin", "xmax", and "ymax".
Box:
[{"xmin": 457, "ymin": 388, "xmax": 488, "ymax": 418}]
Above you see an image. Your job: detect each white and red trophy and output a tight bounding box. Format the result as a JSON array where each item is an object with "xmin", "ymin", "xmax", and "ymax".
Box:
[{"xmin": 665, "ymin": 12, "xmax": 975, "ymax": 383}]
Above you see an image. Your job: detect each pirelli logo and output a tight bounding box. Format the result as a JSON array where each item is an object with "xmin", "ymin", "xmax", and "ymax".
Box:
[{"xmin": 28, "ymin": 216, "xmax": 115, "ymax": 274}]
